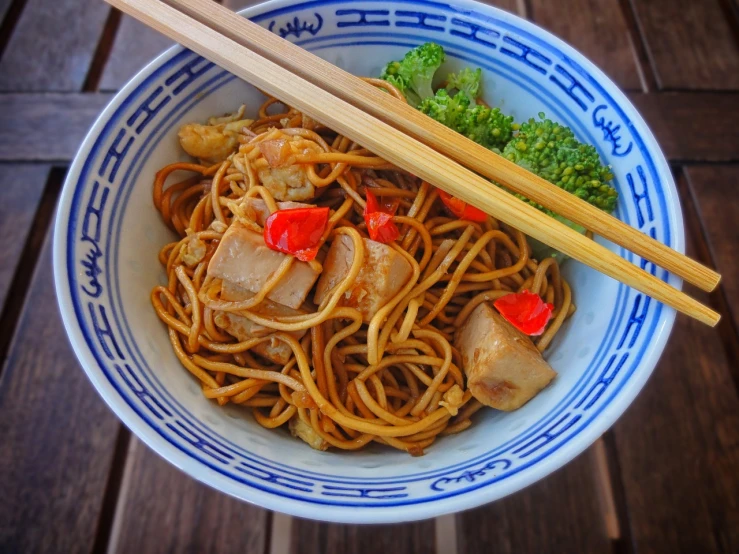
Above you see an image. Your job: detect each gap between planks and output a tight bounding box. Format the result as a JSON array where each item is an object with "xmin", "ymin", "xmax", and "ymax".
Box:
[
  {"xmin": 675, "ymin": 165, "xmax": 739, "ymax": 392},
  {"xmin": 0, "ymin": 0, "xmax": 30, "ymax": 59},
  {"xmin": 0, "ymin": 166, "xmax": 64, "ymax": 375},
  {"xmin": 83, "ymin": 8, "xmax": 123, "ymax": 92}
]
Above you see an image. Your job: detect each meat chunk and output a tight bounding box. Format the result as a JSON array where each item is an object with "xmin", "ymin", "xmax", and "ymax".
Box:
[
  {"xmin": 242, "ymin": 198, "xmax": 312, "ymax": 227},
  {"xmin": 213, "ymin": 281, "xmax": 309, "ymax": 365},
  {"xmin": 314, "ymin": 235, "xmax": 413, "ymax": 322},
  {"xmin": 207, "ymin": 222, "xmax": 320, "ymax": 309},
  {"xmin": 178, "ymin": 118, "xmax": 252, "ymax": 163},
  {"xmin": 455, "ymin": 303, "xmax": 556, "ymax": 411}
]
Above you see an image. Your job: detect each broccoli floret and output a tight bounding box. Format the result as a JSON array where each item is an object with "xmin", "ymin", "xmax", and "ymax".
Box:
[
  {"xmin": 501, "ymin": 113, "xmax": 618, "ymax": 260},
  {"xmin": 457, "ymin": 103, "xmax": 516, "ymax": 152},
  {"xmin": 419, "ymin": 89, "xmax": 515, "ymax": 152},
  {"xmin": 418, "ymin": 89, "xmax": 472, "ymax": 129},
  {"xmin": 380, "ymin": 42, "xmax": 445, "ymax": 107},
  {"xmin": 446, "ymin": 67, "xmax": 482, "ymax": 99}
]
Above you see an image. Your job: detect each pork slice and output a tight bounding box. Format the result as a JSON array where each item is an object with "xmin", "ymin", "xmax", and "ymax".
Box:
[
  {"xmin": 214, "ymin": 281, "xmax": 308, "ymax": 365},
  {"xmin": 207, "ymin": 222, "xmax": 320, "ymax": 309},
  {"xmin": 314, "ymin": 235, "xmax": 413, "ymax": 322},
  {"xmin": 455, "ymin": 302, "xmax": 556, "ymax": 411}
]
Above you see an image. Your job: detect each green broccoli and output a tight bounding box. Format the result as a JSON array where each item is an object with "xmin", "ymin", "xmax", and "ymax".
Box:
[
  {"xmin": 417, "ymin": 88, "xmax": 472, "ymax": 129},
  {"xmin": 419, "ymin": 90, "xmax": 516, "ymax": 152},
  {"xmin": 445, "ymin": 67, "xmax": 482, "ymax": 99},
  {"xmin": 501, "ymin": 113, "xmax": 618, "ymax": 259},
  {"xmin": 380, "ymin": 42, "xmax": 445, "ymax": 107},
  {"xmin": 457, "ymin": 103, "xmax": 516, "ymax": 152}
]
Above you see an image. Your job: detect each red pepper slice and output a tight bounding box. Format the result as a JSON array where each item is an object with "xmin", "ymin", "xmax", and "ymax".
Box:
[
  {"xmin": 493, "ymin": 290, "xmax": 554, "ymax": 336},
  {"xmin": 263, "ymin": 207, "xmax": 329, "ymax": 262},
  {"xmin": 364, "ymin": 190, "xmax": 400, "ymax": 243},
  {"xmin": 438, "ymin": 190, "xmax": 488, "ymax": 222}
]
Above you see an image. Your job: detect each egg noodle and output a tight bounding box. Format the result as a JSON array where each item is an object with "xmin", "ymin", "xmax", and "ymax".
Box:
[{"xmin": 151, "ymin": 78, "xmax": 573, "ymax": 455}]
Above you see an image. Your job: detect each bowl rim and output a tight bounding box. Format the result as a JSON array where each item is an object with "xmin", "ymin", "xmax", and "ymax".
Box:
[{"xmin": 53, "ymin": 0, "xmax": 682, "ymax": 523}]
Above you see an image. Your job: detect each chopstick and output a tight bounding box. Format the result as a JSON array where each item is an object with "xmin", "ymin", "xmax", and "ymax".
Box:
[
  {"xmin": 168, "ymin": 0, "xmax": 720, "ymax": 294},
  {"xmin": 105, "ymin": 0, "xmax": 721, "ymax": 327}
]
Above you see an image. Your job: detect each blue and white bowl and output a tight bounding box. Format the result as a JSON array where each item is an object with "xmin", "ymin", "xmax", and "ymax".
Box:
[{"xmin": 54, "ymin": 0, "xmax": 682, "ymax": 523}]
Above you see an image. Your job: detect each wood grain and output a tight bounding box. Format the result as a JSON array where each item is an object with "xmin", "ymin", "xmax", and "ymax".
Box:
[
  {"xmin": 0, "ymin": 93, "xmax": 114, "ymax": 161},
  {"xmin": 99, "ymin": 15, "xmax": 174, "ymax": 91},
  {"xmin": 107, "ymin": 438, "xmax": 269, "ymax": 554},
  {"xmin": 628, "ymin": 93, "xmax": 739, "ymax": 162},
  {"xmin": 529, "ymin": 0, "xmax": 642, "ymax": 90},
  {"xmin": 457, "ymin": 447, "xmax": 612, "ymax": 553},
  {"xmin": 611, "ymin": 239, "xmax": 739, "ymax": 552},
  {"xmin": 290, "ymin": 518, "xmax": 436, "ymax": 554},
  {"xmin": 0, "ymin": 0, "xmax": 110, "ymax": 91},
  {"xmin": 0, "ymin": 235, "xmax": 121, "ymax": 553},
  {"xmin": 0, "ymin": 164, "xmax": 48, "ymax": 312},
  {"xmin": 630, "ymin": 0, "xmax": 739, "ymax": 90},
  {"xmin": 685, "ymin": 165, "xmax": 739, "ymax": 326}
]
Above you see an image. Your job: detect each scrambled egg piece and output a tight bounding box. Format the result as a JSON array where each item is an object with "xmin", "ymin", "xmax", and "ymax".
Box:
[{"xmin": 289, "ymin": 416, "xmax": 329, "ymax": 451}]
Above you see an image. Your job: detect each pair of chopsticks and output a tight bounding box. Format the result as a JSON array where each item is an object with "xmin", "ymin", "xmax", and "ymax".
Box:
[{"xmin": 106, "ymin": 0, "xmax": 721, "ymax": 326}]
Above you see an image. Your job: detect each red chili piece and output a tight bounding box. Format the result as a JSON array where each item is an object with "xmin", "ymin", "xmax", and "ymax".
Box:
[
  {"xmin": 493, "ymin": 290, "xmax": 554, "ymax": 336},
  {"xmin": 438, "ymin": 190, "xmax": 488, "ymax": 222},
  {"xmin": 263, "ymin": 207, "xmax": 329, "ymax": 262},
  {"xmin": 364, "ymin": 190, "xmax": 400, "ymax": 243}
]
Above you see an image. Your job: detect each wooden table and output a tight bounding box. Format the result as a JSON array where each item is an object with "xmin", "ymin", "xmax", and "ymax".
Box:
[{"xmin": 1, "ymin": 0, "xmax": 737, "ymax": 552}]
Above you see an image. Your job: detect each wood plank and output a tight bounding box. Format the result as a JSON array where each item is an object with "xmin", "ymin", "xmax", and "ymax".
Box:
[
  {"xmin": 0, "ymin": 93, "xmax": 114, "ymax": 162},
  {"xmin": 529, "ymin": 0, "xmax": 642, "ymax": 90},
  {"xmin": 628, "ymin": 93, "xmax": 739, "ymax": 162},
  {"xmin": 0, "ymin": 0, "xmax": 110, "ymax": 91},
  {"xmin": 290, "ymin": 518, "xmax": 436, "ymax": 554},
  {"xmin": 108, "ymin": 437, "xmax": 270, "ymax": 554},
  {"xmin": 0, "ymin": 233, "xmax": 122, "ymax": 553},
  {"xmin": 685, "ymin": 165, "xmax": 739, "ymax": 327},
  {"xmin": 0, "ymin": 164, "xmax": 48, "ymax": 312},
  {"xmin": 611, "ymin": 237, "xmax": 739, "ymax": 552},
  {"xmin": 99, "ymin": 15, "xmax": 174, "ymax": 92},
  {"xmin": 457, "ymin": 447, "xmax": 611, "ymax": 553},
  {"xmin": 631, "ymin": 0, "xmax": 739, "ymax": 90}
]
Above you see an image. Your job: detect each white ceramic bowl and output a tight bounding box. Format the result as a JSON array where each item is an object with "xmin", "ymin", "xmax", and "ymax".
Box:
[{"xmin": 54, "ymin": 0, "xmax": 682, "ymax": 523}]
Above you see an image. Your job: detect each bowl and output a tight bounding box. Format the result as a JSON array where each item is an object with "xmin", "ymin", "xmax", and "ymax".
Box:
[{"xmin": 53, "ymin": 0, "xmax": 682, "ymax": 523}]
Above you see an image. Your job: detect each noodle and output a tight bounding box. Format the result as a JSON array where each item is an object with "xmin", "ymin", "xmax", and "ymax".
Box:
[{"xmin": 150, "ymin": 85, "xmax": 574, "ymax": 456}]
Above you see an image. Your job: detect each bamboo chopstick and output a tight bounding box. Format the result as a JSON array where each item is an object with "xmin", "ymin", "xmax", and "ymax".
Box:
[
  {"xmin": 167, "ymin": 0, "xmax": 720, "ymax": 294},
  {"xmin": 105, "ymin": 0, "xmax": 720, "ymax": 327}
]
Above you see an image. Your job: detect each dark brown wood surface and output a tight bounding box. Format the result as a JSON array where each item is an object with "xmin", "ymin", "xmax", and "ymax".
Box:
[
  {"xmin": 630, "ymin": 0, "xmax": 739, "ymax": 90},
  {"xmin": 0, "ymin": 233, "xmax": 122, "ymax": 553},
  {"xmin": 0, "ymin": 165, "xmax": 48, "ymax": 312},
  {"xmin": 0, "ymin": 93, "xmax": 114, "ymax": 161},
  {"xmin": 0, "ymin": 0, "xmax": 110, "ymax": 91},
  {"xmin": 457, "ymin": 447, "xmax": 613, "ymax": 553},
  {"xmin": 0, "ymin": 0, "xmax": 737, "ymax": 552},
  {"xmin": 628, "ymin": 93, "xmax": 739, "ymax": 162},
  {"xmin": 685, "ymin": 166, "xmax": 739, "ymax": 327},
  {"xmin": 108, "ymin": 438, "xmax": 270, "ymax": 554},
  {"xmin": 290, "ymin": 518, "xmax": 436, "ymax": 554},
  {"xmin": 529, "ymin": 0, "xmax": 642, "ymax": 90}
]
